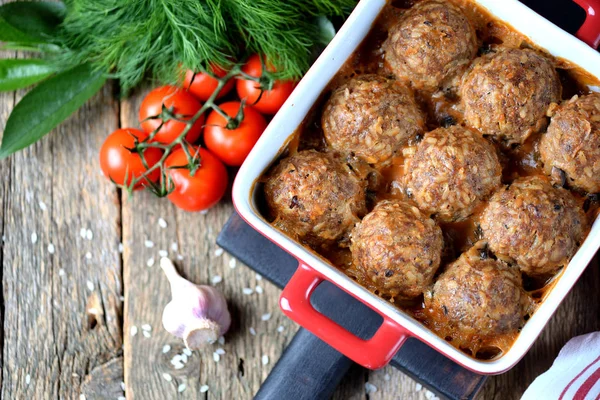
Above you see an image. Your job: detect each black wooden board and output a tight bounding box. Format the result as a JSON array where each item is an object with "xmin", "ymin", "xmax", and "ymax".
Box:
[{"xmin": 217, "ymin": 213, "xmax": 487, "ymax": 400}]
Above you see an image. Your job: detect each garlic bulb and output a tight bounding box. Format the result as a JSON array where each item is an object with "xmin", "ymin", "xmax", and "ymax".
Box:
[{"xmin": 160, "ymin": 257, "xmax": 231, "ymax": 349}]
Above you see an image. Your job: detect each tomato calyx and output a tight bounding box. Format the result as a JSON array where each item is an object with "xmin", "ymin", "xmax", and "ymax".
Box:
[{"xmin": 209, "ymin": 99, "xmax": 247, "ymax": 130}]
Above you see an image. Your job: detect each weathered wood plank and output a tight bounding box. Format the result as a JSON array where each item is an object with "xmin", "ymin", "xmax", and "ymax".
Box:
[
  {"xmin": 119, "ymin": 89, "xmax": 300, "ymax": 399},
  {"xmin": 0, "ymin": 78, "xmax": 124, "ymax": 399}
]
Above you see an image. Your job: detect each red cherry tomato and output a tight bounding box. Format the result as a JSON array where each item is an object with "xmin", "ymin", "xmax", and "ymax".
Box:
[
  {"xmin": 139, "ymin": 85, "xmax": 205, "ymax": 144},
  {"xmin": 183, "ymin": 65, "xmax": 234, "ymax": 102},
  {"xmin": 236, "ymin": 54, "xmax": 295, "ymax": 115},
  {"xmin": 204, "ymin": 101, "xmax": 267, "ymax": 166},
  {"xmin": 99, "ymin": 128, "xmax": 162, "ymax": 189},
  {"xmin": 165, "ymin": 147, "xmax": 228, "ymax": 212}
]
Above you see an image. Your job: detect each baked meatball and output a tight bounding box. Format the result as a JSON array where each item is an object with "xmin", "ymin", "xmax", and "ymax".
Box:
[
  {"xmin": 424, "ymin": 244, "xmax": 529, "ymax": 337},
  {"xmin": 351, "ymin": 200, "xmax": 443, "ymax": 299},
  {"xmin": 264, "ymin": 150, "xmax": 368, "ymax": 248},
  {"xmin": 461, "ymin": 48, "xmax": 561, "ymax": 145},
  {"xmin": 383, "ymin": 0, "xmax": 478, "ymax": 91},
  {"xmin": 481, "ymin": 176, "xmax": 586, "ymax": 275},
  {"xmin": 540, "ymin": 93, "xmax": 600, "ymax": 193},
  {"xmin": 321, "ymin": 74, "xmax": 425, "ymax": 165},
  {"xmin": 405, "ymin": 125, "xmax": 502, "ymax": 222}
]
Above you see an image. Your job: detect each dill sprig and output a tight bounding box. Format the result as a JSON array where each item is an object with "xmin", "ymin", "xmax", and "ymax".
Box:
[{"xmin": 56, "ymin": 0, "xmax": 356, "ymax": 93}]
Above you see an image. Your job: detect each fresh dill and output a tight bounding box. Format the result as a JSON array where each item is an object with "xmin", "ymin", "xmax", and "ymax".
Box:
[{"xmin": 56, "ymin": 0, "xmax": 356, "ymax": 92}]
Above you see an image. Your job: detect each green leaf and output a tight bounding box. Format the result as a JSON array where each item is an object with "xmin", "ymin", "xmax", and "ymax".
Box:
[
  {"xmin": 0, "ymin": 59, "xmax": 58, "ymax": 91},
  {"xmin": 0, "ymin": 1, "xmax": 65, "ymax": 44},
  {"xmin": 0, "ymin": 63, "xmax": 106, "ymax": 159}
]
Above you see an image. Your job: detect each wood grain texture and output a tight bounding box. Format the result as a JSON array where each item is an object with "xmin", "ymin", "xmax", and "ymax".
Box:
[
  {"xmin": 119, "ymin": 88, "xmax": 300, "ymax": 400},
  {"xmin": 0, "ymin": 74, "xmax": 123, "ymax": 400}
]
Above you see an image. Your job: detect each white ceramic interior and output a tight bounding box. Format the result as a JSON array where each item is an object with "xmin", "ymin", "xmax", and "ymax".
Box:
[{"xmin": 232, "ymin": 0, "xmax": 600, "ymax": 374}]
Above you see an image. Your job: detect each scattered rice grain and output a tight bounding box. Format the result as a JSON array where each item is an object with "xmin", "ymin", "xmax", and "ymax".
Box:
[
  {"xmin": 177, "ymin": 254, "xmax": 184, "ymax": 261},
  {"xmin": 85, "ymin": 252, "xmax": 92, "ymax": 260},
  {"xmin": 144, "ymin": 240, "xmax": 154, "ymax": 248},
  {"xmin": 177, "ymin": 383, "xmax": 187, "ymax": 393},
  {"xmin": 118, "ymin": 397, "xmax": 126, "ymax": 400},
  {"xmin": 200, "ymin": 384, "xmax": 209, "ymax": 393},
  {"xmin": 171, "ymin": 242, "xmax": 178, "ymax": 252},
  {"xmin": 162, "ymin": 373, "xmax": 172, "ymax": 382},
  {"xmin": 80, "ymin": 228, "xmax": 87, "ymax": 239},
  {"xmin": 211, "ymin": 275, "xmax": 222, "ymax": 285},
  {"xmin": 130, "ymin": 326, "xmax": 138, "ymax": 337},
  {"xmin": 249, "ymin": 327, "xmax": 257, "ymax": 336},
  {"xmin": 218, "ymin": 336, "xmax": 225, "ymax": 345},
  {"xmin": 214, "ymin": 248, "xmax": 224, "ymax": 257},
  {"xmin": 141, "ymin": 324, "xmax": 152, "ymax": 331},
  {"xmin": 147, "ymin": 257, "xmax": 155, "ymax": 267},
  {"xmin": 58, "ymin": 269, "xmax": 65, "ymax": 276},
  {"xmin": 85, "ymin": 229, "xmax": 93, "ymax": 240},
  {"xmin": 365, "ymin": 382, "xmax": 378, "ymax": 394},
  {"xmin": 79, "ymin": 395, "xmax": 86, "ymax": 400},
  {"xmin": 261, "ymin": 313, "xmax": 271, "ymax": 321},
  {"xmin": 256, "ymin": 274, "xmax": 262, "ymax": 281},
  {"xmin": 242, "ymin": 288, "xmax": 253, "ymax": 295},
  {"xmin": 255, "ymin": 285, "xmax": 264, "ymax": 294},
  {"xmin": 415, "ymin": 383, "xmax": 423, "ymax": 391},
  {"xmin": 158, "ymin": 250, "xmax": 168, "ymax": 258},
  {"xmin": 25, "ymin": 374, "xmax": 30, "ymax": 385},
  {"xmin": 158, "ymin": 218, "xmax": 167, "ymax": 228},
  {"xmin": 86, "ymin": 280, "xmax": 94, "ymax": 291},
  {"xmin": 31, "ymin": 233, "xmax": 37, "ymax": 244},
  {"xmin": 142, "ymin": 330, "xmax": 151, "ymax": 338},
  {"xmin": 120, "ymin": 381, "xmax": 126, "ymax": 391},
  {"xmin": 215, "ymin": 348, "xmax": 225, "ymax": 355},
  {"xmin": 173, "ymin": 362, "xmax": 184, "ymax": 370},
  {"xmin": 277, "ymin": 326, "xmax": 285, "ymax": 333},
  {"xmin": 261, "ymin": 355, "xmax": 269, "ymax": 365},
  {"xmin": 213, "ymin": 352, "xmax": 220, "ymax": 362},
  {"xmin": 118, "ymin": 243, "xmax": 124, "ymax": 253},
  {"xmin": 384, "ymin": 373, "xmax": 391, "ymax": 381},
  {"xmin": 229, "ymin": 258, "xmax": 237, "ymax": 268},
  {"xmin": 183, "ymin": 348, "xmax": 192, "ymax": 357},
  {"xmin": 425, "ymin": 390, "xmax": 435, "ymax": 399},
  {"xmin": 48, "ymin": 243, "xmax": 55, "ymax": 254},
  {"xmin": 39, "ymin": 201, "xmax": 47, "ymax": 211}
]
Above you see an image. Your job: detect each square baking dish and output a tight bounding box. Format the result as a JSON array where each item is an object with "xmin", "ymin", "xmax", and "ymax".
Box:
[{"xmin": 232, "ymin": 0, "xmax": 600, "ymax": 374}]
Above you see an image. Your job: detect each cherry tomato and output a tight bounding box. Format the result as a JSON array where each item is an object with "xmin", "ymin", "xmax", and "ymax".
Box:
[
  {"xmin": 204, "ymin": 102, "xmax": 267, "ymax": 166},
  {"xmin": 139, "ymin": 85, "xmax": 205, "ymax": 144},
  {"xmin": 183, "ymin": 65, "xmax": 234, "ymax": 102},
  {"xmin": 236, "ymin": 54, "xmax": 295, "ymax": 115},
  {"xmin": 165, "ymin": 146, "xmax": 228, "ymax": 212},
  {"xmin": 99, "ymin": 128, "xmax": 162, "ymax": 189}
]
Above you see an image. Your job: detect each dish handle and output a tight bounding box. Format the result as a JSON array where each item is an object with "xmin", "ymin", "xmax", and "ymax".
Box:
[
  {"xmin": 574, "ymin": 0, "xmax": 600, "ymax": 48},
  {"xmin": 280, "ymin": 263, "xmax": 409, "ymax": 369}
]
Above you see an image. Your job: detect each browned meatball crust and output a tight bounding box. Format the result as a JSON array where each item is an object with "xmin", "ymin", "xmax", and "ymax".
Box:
[
  {"xmin": 461, "ymin": 48, "xmax": 561, "ymax": 145},
  {"xmin": 264, "ymin": 150, "xmax": 368, "ymax": 248},
  {"xmin": 540, "ymin": 93, "xmax": 600, "ymax": 193},
  {"xmin": 321, "ymin": 74, "xmax": 425, "ymax": 165},
  {"xmin": 383, "ymin": 0, "xmax": 478, "ymax": 91},
  {"xmin": 481, "ymin": 176, "xmax": 586, "ymax": 275},
  {"xmin": 405, "ymin": 125, "xmax": 502, "ymax": 222},
  {"xmin": 351, "ymin": 200, "xmax": 443, "ymax": 299},
  {"xmin": 424, "ymin": 244, "xmax": 529, "ymax": 337}
]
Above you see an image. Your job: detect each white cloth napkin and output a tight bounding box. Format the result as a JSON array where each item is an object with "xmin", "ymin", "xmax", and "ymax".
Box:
[{"xmin": 522, "ymin": 332, "xmax": 600, "ymax": 400}]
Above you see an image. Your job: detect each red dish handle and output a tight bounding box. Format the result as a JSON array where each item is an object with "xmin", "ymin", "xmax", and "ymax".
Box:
[
  {"xmin": 574, "ymin": 0, "xmax": 600, "ymax": 48},
  {"xmin": 280, "ymin": 263, "xmax": 409, "ymax": 370}
]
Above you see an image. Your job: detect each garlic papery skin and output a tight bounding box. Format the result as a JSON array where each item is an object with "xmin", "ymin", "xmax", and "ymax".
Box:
[{"xmin": 160, "ymin": 257, "xmax": 231, "ymax": 349}]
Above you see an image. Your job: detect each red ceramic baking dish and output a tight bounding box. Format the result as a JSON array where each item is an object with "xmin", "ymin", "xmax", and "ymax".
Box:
[{"xmin": 232, "ymin": 0, "xmax": 600, "ymax": 374}]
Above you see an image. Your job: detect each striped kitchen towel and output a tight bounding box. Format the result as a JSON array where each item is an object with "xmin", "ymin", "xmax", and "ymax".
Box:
[{"xmin": 522, "ymin": 332, "xmax": 600, "ymax": 400}]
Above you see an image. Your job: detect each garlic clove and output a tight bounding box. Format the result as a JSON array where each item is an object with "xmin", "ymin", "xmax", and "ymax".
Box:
[{"xmin": 160, "ymin": 257, "xmax": 231, "ymax": 349}]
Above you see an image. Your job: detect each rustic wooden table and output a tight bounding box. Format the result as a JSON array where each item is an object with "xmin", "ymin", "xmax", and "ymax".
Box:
[{"xmin": 1, "ymin": 78, "xmax": 599, "ymax": 400}]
